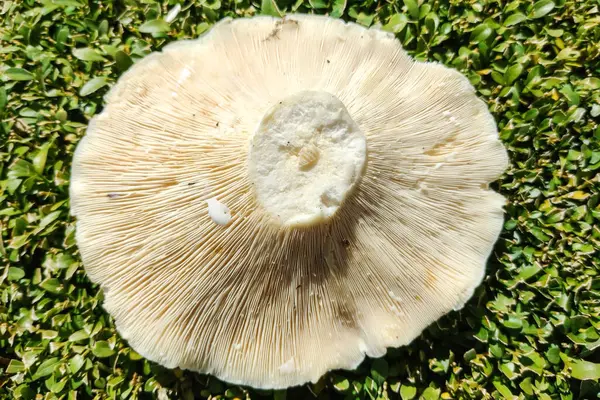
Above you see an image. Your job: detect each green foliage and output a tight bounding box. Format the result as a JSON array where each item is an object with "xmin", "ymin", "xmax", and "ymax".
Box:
[{"xmin": 1, "ymin": 0, "xmax": 599, "ymax": 399}]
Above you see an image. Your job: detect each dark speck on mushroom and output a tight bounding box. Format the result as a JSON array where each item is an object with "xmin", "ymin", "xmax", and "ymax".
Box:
[
  {"xmin": 107, "ymin": 193, "xmax": 121, "ymax": 199},
  {"xmin": 342, "ymin": 239, "xmax": 350, "ymax": 247},
  {"xmin": 327, "ymin": 59, "xmax": 330, "ymax": 63},
  {"xmin": 188, "ymin": 182, "xmax": 196, "ymax": 186}
]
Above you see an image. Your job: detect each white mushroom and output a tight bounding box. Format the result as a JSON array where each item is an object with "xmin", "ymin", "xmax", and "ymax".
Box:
[{"xmin": 70, "ymin": 14, "xmax": 508, "ymax": 389}]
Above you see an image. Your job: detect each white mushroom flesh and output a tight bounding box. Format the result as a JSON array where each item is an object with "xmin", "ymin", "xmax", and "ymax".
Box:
[{"xmin": 249, "ymin": 91, "xmax": 366, "ymax": 227}]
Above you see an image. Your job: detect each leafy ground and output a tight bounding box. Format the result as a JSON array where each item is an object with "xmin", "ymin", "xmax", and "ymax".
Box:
[{"xmin": 1, "ymin": 0, "xmax": 600, "ymax": 399}]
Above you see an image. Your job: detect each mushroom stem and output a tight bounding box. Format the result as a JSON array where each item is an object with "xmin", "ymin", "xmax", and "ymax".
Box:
[{"xmin": 248, "ymin": 91, "xmax": 367, "ymax": 228}]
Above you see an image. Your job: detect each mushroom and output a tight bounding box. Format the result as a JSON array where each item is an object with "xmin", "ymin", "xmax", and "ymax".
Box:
[{"xmin": 70, "ymin": 14, "xmax": 508, "ymax": 389}]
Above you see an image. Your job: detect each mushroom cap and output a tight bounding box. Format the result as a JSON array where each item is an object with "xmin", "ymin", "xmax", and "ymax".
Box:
[{"xmin": 70, "ymin": 14, "xmax": 508, "ymax": 389}]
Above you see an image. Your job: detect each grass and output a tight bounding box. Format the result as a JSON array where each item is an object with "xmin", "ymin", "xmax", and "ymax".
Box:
[{"xmin": 1, "ymin": 0, "xmax": 599, "ymax": 399}]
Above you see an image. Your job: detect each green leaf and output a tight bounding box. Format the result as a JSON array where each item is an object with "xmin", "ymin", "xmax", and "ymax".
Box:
[
  {"xmin": 560, "ymin": 85, "xmax": 580, "ymax": 106},
  {"xmin": 7, "ymin": 267, "xmax": 25, "ymax": 281},
  {"xmin": 520, "ymin": 377, "xmax": 534, "ymax": 395},
  {"xmin": 332, "ymin": 374, "xmax": 350, "ymax": 392},
  {"xmin": 546, "ymin": 347, "xmax": 561, "ymax": 364},
  {"xmin": 570, "ymin": 359, "xmax": 600, "ymax": 381},
  {"xmin": 0, "ymin": 86, "xmax": 6, "ymax": 112},
  {"xmin": 6, "ymin": 359, "xmax": 25, "ymax": 374},
  {"xmin": 370, "ymin": 358, "xmax": 389, "ymax": 384},
  {"xmin": 500, "ymin": 362, "xmax": 518, "ymax": 379},
  {"xmin": 225, "ymin": 387, "xmax": 244, "ymax": 398},
  {"xmin": 4, "ymin": 68, "xmax": 35, "ymax": 81},
  {"xmin": 404, "ymin": 0, "xmax": 419, "ymax": 20},
  {"xmin": 563, "ymin": 191, "xmax": 589, "ymax": 201},
  {"xmin": 39, "ymin": 278, "xmax": 63, "ymax": 293},
  {"xmin": 463, "ymin": 348, "xmax": 477, "ymax": 362},
  {"xmin": 98, "ymin": 19, "xmax": 109, "ymax": 35},
  {"xmin": 8, "ymin": 160, "xmax": 37, "ymax": 179},
  {"xmin": 260, "ymin": 0, "xmax": 281, "ymax": 16},
  {"xmin": 489, "ymin": 344, "xmax": 504, "ymax": 358},
  {"xmin": 503, "ymin": 316, "xmax": 523, "ymax": 330},
  {"xmin": 425, "ymin": 12, "xmax": 439, "ymax": 34},
  {"xmin": 50, "ymin": 379, "xmax": 67, "ymax": 394},
  {"xmin": 582, "ymin": 77, "xmax": 600, "ymax": 89},
  {"xmin": 515, "ymin": 264, "xmax": 542, "ymax": 281},
  {"xmin": 383, "ymin": 13, "xmax": 408, "ymax": 33},
  {"xmin": 421, "ymin": 387, "xmax": 440, "ymax": 400},
  {"xmin": 38, "ymin": 210, "xmax": 62, "ymax": 230},
  {"xmin": 14, "ymin": 384, "xmax": 35, "ymax": 399},
  {"xmin": 139, "ymin": 19, "xmax": 171, "ymax": 34},
  {"xmin": 504, "ymin": 219, "xmax": 517, "ymax": 230},
  {"xmin": 400, "ymin": 384, "xmax": 417, "ymax": 400},
  {"xmin": 32, "ymin": 358, "xmax": 60, "ymax": 380},
  {"xmin": 43, "ymin": 0, "xmax": 84, "ymax": 7},
  {"xmin": 8, "ymin": 234, "xmax": 30, "ymax": 250},
  {"xmin": 55, "ymin": 26, "xmax": 69, "ymax": 49},
  {"xmin": 92, "ymin": 341, "xmax": 115, "ymax": 358},
  {"xmin": 79, "ymin": 77, "xmax": 109, "ymax": 96},
  {"xmin": 470, "ymin": 24, "xmax": 493, "ymax": 43},
  {"xmin": 530, "ymin": 0, "xmax": 555, "ymax": 19},
  {"xmin": 32, "ymin": 142, "xmax": 52, "ymax": 174},
  {"xmin": 505, "ymin": 64, "xmax": 524, "ymax": 85},
  {"xmin": 529, "ymin": 227, "xmax": 551, "ymax": 242},
  {"xmin": 0, "ymin": 225, "xmax": 5, "ymax": 258},
  {"xmin": 546, "ymin": 209, "xmax": 566, "ymax": 223},
  {"xmin": 68, "ymin": 330, "xmax": 89, "ymax": 342},
  {"xmin": 556, "ymin": 47, "xmax": 580, "ymax": 60},
  {"xmin": 196, "ymin": 22, "xmax": 211, "ymax": 35},
  {"xmin": 330, "ymin": 0, "xmax": 346, "ymax": 18},
  {"xmin": 129, "ymin": 350, "xmax": 143, "ymax": 361},
  {"xmin": 354, "ymin": 12, "xmax": 374, "ymax": 27},
  {"xmin": 72, "ymin": 47, "xmax": 105, "ymax": 62},
  {"xmin": 493, "ymin": 381, "xmax": 515, "ymax": 399},
  {"xmin": 504, "ymin": 13, "xmax": 527, "ymax": 26},
  {"xmin": 308, "ymin": 0, "xmax": 328, "ymax": 9},
  {"xmin": 364, "ymin": 376, "xmax": 378, "ymax": 396},
  {"xmin": 114, "ymin": 50, "xmax": 133, "ymax": 72}
]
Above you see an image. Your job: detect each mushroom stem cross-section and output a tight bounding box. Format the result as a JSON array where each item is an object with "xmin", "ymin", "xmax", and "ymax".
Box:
[{"xmin": 249, "ymin": 91, "xmax": 367, "ymax": 227}]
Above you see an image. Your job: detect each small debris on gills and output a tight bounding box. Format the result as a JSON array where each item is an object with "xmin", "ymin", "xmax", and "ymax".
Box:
[
  {"xmin": 206, "ymin": 197, "xmax": 232, "ymax": 226},
  {"xmin": 279, "ymin": 357, "xmax": 296, "ymax": 374}
]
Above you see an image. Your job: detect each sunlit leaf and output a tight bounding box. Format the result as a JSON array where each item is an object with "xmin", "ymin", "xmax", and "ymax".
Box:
[{"xmin": 79, "ymin": 76, "xmax": 109, "ymax": 96}]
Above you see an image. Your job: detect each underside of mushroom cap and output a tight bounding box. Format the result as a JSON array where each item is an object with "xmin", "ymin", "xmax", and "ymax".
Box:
[{"xmin": 70, "ymin": 14, "xmax": 509, "ymax": 389}]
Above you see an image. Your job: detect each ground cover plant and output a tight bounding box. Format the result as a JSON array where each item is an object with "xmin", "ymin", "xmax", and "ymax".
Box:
[{"xmin": 1, "ymin": 0, "xmax": 599, "ymax": 399}]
